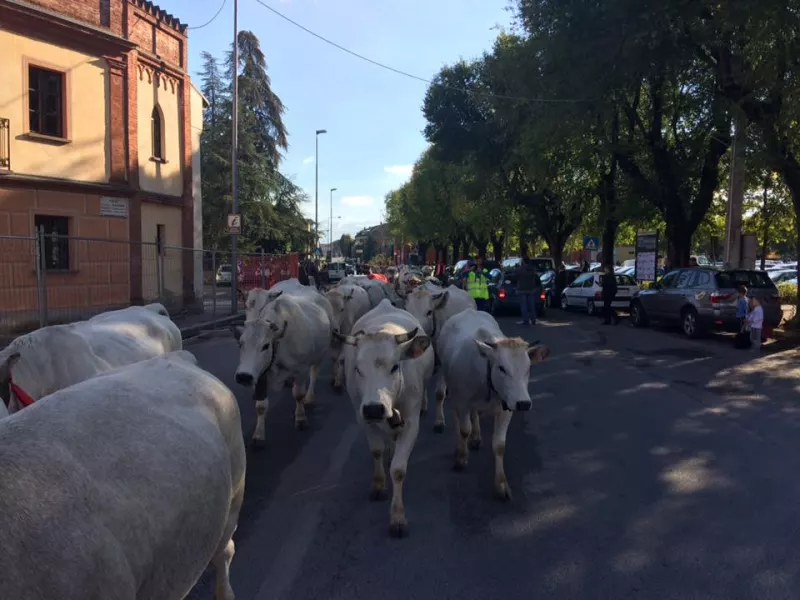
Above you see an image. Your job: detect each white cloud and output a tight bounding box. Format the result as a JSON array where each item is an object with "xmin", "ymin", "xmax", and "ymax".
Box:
[
  {"xmin": 302, "ymin": 155, "xmax": 315, "ymax": 165},
  {"xmin": 340, "ymin": 195, "xmax": 375, "ymax": 207},
  {"xmin": 384, "ymin": 165, "xmax": 413, "ymax": 178}
]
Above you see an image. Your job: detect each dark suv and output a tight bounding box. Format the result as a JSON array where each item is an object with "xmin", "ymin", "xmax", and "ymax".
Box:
[{"xmin": 630, "ymin": 268, "xmax": 783, "ymax": 338}]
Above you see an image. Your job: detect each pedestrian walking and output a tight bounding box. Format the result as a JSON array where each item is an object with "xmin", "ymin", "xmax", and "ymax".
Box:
[
  {"xmin": 516, "ymin": 257, "xmax": 540, "ymax": 325},
  {"xmin": 601, "ymin": 264, "xmax": 621, "ymax": 325}
]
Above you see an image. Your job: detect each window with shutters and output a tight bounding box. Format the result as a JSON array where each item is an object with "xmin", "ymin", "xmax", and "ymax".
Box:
[{"xmin": 29, "ymin": 66, "xmax": 65, "ymax": 139}]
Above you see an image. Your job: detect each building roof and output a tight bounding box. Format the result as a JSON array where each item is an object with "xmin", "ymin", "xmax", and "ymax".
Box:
[{"xmin": 130, "ymin": 0, "xmax": 186, "ymax": 33}]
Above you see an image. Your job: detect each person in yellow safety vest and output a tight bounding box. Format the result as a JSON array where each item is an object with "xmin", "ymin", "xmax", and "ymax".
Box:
[{"xmin": 463, "ymin": 256, "xmax": 490, "ymax": 312}]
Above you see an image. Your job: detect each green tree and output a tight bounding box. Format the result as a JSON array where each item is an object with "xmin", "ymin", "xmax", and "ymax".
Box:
[{"xmin": 338, "ymin": 233, "xmax": 354, "ymax": 258}]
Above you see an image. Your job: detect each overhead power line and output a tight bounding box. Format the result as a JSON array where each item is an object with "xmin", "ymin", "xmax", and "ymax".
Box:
[
  {"xmin": 252, "ymin": 0, "xmax": 590, "ymax": 104},
  {"xmin": 188, "ymin": 0, "xmax": 228, "ymax": 30}
]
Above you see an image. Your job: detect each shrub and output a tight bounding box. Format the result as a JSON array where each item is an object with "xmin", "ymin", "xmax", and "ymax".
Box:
[{"xmin": 777, "ymin": 281, "xmax": 797, "ymax": 305}]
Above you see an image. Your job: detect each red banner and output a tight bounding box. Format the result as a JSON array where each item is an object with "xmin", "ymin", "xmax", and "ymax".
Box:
[{"xmin": 237, "ymin": 253, "xmax": 299, "ymax": 292}]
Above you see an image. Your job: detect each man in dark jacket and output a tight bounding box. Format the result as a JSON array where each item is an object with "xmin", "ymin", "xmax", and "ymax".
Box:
[
  {"xmin": 516, "ymin": 258, "xmax": 541, "ymax": 325},
  {"xmin": 601, "ymin": 264, "xmax": 621, "ymax": 325}
]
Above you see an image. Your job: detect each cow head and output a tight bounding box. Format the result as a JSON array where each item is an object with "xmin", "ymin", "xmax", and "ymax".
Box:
[
  {"xmin": 335, "ymin": 327, "xmax": 430, "ymax": 425},
  {"xmin": 404, "ymin": 289, "xmax": 449, "ymax": 338},
  {"xmin": 233, "ymin": 303, "xmax": 289, "ymax": 388},
  {"xmin": 0, "ymin": 348, "xmax": 23, "ymax": 414},
  {"xmin": 474, "ymin": 337, "xmax": 550, "ymax": 412}
]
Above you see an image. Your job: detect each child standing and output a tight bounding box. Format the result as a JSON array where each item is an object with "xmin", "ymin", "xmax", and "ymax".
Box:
[
  {"xmin": 745, "ymin": 296, "xmax": 764, "ymax": 354},
  {"xmin": 736, "ymin": 285, "xmax": 749, "ymax": 331}
]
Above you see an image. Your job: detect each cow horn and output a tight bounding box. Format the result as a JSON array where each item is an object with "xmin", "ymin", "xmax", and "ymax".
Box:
[
  {"xmin": 333, "ymin": 330, "xmax": 358, "ymax": 346},
  {"xmin": 394, "ymin": 327, "xmax": 418, "ymax": 344}
]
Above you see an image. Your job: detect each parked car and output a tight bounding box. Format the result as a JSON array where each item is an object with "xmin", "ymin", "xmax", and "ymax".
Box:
[
  {"xmin": 215, "ymin": 264, "xmax": 233, "ymax": 286},
  {"xmin": 487, "ymin": 268, "xmax": 547, "ymax": 317},
  {"xmin": 561, "ymin": 272, "xmax": 639, "ymax": 315},
  {"xmin": 629, "ymin": 268, "xmax": 783, "ymax": 338},
  {"xmin": 540, "ymin": 267, "xmax": 582, "ymax": 307},
  {"xmin": 327, "ymin": 262, "xmax": 347, "ymax": 283},
  {"xmin": 768, "ymin": 269, "xmax": 797, "ymax": 284}
]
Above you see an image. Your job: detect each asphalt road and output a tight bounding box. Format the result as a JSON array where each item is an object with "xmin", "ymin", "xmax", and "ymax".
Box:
[{"xmin": 186, "ymin": 309, "xmax": 800, "ymax": 600}]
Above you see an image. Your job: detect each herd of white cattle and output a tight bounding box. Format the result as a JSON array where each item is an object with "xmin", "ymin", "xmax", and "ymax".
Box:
[{"xmin": 0, "ymin": 266, "xmax": 548, "ymax": 599}]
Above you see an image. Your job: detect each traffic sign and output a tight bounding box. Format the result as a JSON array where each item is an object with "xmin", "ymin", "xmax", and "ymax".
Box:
[
  {"xmin": 314, "ymin": 247, "xmax": 322, "ymax": 257},
  {"xmin": 583, "ymin": 236, "xmax": 600, "ymax": 251},
  {"xmin": 226, "ymin": 213, "xmax": 242, "ymax": 235}
]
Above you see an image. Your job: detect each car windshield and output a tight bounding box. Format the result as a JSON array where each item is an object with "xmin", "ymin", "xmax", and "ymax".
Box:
[
  {"xmin": 219, "ymin": 265, "xmax": 231, "ymax": 273},
  {"xmin": 715, "ymin": 270, "xmax": 776, "ymax": 290},
  {"xmin": 598, "ymin": 274, "xmax": 636, "ymax": 286}
]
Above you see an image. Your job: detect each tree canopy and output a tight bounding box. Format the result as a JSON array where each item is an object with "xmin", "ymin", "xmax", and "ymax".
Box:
[{"xmin": 385, "ymin": 0, "xmax": 799, "ymax": 314}]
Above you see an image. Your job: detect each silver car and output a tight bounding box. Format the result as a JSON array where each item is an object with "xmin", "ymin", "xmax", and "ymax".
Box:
[{"xmin": 630, "ymin": 268, "xmax": 783, "ymax": 338}]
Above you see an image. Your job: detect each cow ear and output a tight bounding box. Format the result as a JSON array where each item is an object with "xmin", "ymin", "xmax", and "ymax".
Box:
[
  {"xmin": 0, "ymin": 350, "xmax": 21, "ymax": 380},
  {"xmin": 333, "ymin": 330, "xmax": 358, "ymax": 346},
  {"xmin": 268, "ymin": 290, "xmax": 283, "ymax": 300},
  {"xmin": 474, "ymin": 340, "xmax": 496, "ymax": 358},
  {"xmin": 527, "ymin": 343, "xmax": 550, "ymax": 363},
  {"xmin": 432, "ymin": 291, "xmax": 449, "ymax": 309},
  {"xmin": 401, "ymin": 335, "xmax": 430, "ymax": 360},
  {"xmin": 232, "ymin": 326, "xmax": 243, "ymax": 342}
]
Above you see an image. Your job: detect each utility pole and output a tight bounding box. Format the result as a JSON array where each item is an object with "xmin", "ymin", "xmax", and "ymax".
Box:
[
  {"xmin": 724, "ymin": 110, "xmax": 746, "ymax": 269},
  {"xmin": 330, "ymin": 187, "xmax": 337, "ymax": 258},
  {"xmin": 229, "ymin": 0, "xmax": 239, "ymax": 314},
  {"xmin": 314, "ymin": 129, "xmax": 327, "ymax": 263}
]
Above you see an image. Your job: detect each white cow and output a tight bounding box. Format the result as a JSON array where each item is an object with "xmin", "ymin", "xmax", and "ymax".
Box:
[
  {"xmin": 234, "ymin": 291, "xmax": 333, "ymax": 444},
  {"xmin": 0, "ymin": 351, "xmax": 246, "ymax": 600},
  {"xmin": 394, "ymin": 266, "xmax": 424, "ymax": 300},
  {"xmin": 326, "ymin": 284, "xmax": 371, "ymax": 392},
  {"xmin": 0, "ymin": 303, "xmax": 181, "ymax": 414},
  {"xmin": 336, "ymin": 299, "xmax": 434, "ymax": 537},
  {"xmin": 437, "ymin": 310, "xmax": 549, "ymax": 500},
  {"xmin": 405, "ymin": 284, "xmax": 476, "ymax": 430},
  {"xmin": 244, "ymin": 278, "xmax": 306, "ymax": 320}
]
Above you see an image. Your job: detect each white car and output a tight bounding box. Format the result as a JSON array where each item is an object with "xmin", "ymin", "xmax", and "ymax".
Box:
[
  {"xmin": 215, "ymin": 264, "xmax": 233, "ymax": 286},
  {"xmin": 561, "ymin": 272, "xmax": 640, "ymax": 316}
]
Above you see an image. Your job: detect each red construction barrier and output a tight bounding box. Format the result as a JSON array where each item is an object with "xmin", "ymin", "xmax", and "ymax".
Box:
[{"xmin": 237, "ymin": 253, "xmax": 299, "ymax": 296}]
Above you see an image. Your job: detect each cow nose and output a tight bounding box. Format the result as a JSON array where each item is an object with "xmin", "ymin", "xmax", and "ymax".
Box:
[
  {"xmin": 235, "ymin": 372, "xmax": 254, "ymax": 386},
  {"xmin": 515, "ymin": 400, "xmax": 532, "ymax": 412},
  {"xmin": 362, "ymin": 404, "xmax": 387, "ymax": 421}
]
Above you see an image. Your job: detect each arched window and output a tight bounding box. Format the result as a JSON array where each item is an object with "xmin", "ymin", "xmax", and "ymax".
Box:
[{"xmin": 151, "ymin": 105, "xmax": 164, "ymax": 160}]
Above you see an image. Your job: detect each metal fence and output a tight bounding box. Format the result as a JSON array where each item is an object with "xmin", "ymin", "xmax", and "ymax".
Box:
[{"xmin": 0, "ymin": 232, "xmax": 299, "ymax": 335}]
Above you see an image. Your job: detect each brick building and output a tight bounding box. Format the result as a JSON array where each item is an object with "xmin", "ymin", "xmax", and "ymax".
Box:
[{"xmin": 0, "ymin": 0, "xmax": 206, "ymax": 320}]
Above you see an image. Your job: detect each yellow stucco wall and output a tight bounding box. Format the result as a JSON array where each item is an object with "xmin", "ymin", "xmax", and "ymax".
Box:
[
  {"xmin": 0, "ymin": 30, "xmax": 109, "ymax": 182},
  {"xmin": 137, "ymin": 74, "xmax": 183, "ymax": 197},
  {"xmin": 140, "ymin": 203, "xmax": 183, "ymax": 301}
]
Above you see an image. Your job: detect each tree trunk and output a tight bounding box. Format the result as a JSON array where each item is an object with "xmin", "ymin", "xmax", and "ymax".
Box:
[
  {"xmin": 435, "ymin": 243, "xmax": 448, "ymax": 267},
  {"xmin": 545, "ymin": 233, "xmax": 566, "ymax": 271},
  {"xmin": 600, "ymin": 110, "xmax": 620, "ymax": 266},
  {"xmin": 760, "ymin": 182, "xmax": 769, "ymax": 271},
  {"xmin": 489, "ymin": 230, "xmax": 505, "ymax": 262},
  {"xmin": 665, "ymin": 207, "xmax": 692, "ymax": 267},
  {"xmin": 475, "ymin": 240, "xmax": 488, "ymax": 261}
]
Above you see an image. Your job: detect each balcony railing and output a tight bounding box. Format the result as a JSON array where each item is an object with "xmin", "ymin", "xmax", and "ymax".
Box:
[{"xmin": 0, "ymin": 118, "xmax": 9, "ymax": 171}]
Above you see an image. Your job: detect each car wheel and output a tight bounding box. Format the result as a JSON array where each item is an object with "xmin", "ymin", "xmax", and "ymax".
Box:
[
  {"xmin": 630, "ymin": 301, "xmax": 648, "ymax": 327},
  {"xmin": 587, "ymin": 300, "xmax": 597, "ymax": 316},
  {"xmin": 560, "ymin": 294, "xmax": 569, "ymax": 311},
  {"xmin": 682, "ymin": 308, "xmax": 701, "ymax": 339}
]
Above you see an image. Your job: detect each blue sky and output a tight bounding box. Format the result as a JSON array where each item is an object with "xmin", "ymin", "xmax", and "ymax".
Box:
[{"xmin": 161, "ymin": 0, "xmax": 511, "ymax": 242}]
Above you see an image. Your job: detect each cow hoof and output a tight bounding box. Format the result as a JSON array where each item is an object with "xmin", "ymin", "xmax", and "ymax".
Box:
[
  {"xmin": 468, "ymin": 439, "xmax": 482, "ymax": 451},
  {"xmin": 250, "ymin": 438, "xmax": 266, "ymax": 451},
  {"xmin": 295, "ymin": 419, "xmax": 308, "ymax": 431},
  {"xmin": 370, "ymin": 488, "xmax": 388, "ymax": 502},
  {"xmin": 495, "ymin": 486, "xmax": 513, "ymax": 502},
  {"xmin": 389, "ymin": 521, "xmax": 408, "ymax": 538},
  {"xmin": 433, "ymin": 423, "xmax": 445, "ymax": 434}
]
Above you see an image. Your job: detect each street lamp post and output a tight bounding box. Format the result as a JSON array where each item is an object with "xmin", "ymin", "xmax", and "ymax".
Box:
[
  {"xmin": 315, "ymin": 129, "xmax": 327, "ymax": 262},
  {"xmin": 329, "ymin": 187, "xmax": 337, "ymax": 255}
]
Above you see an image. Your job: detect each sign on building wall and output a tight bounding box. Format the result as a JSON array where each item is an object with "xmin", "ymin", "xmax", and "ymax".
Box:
[
  {"xmin": 635, "ymin": 231, "xmax": 659, "ymax": 282},
  {"xmin": 100, "ymin": 197, "xmax": 129, "ymax": 218}
]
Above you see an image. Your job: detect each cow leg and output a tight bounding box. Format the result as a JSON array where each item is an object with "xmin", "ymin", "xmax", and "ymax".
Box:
[
  {"xmin": 468, "ymin": 409, "xmax": 482, "ymax": 451},
  {"xmin": 293, "ymin": 378, "xmax": 308, "ymax": 430},
  {"xmin": 453, "ymin": 408, "xmax": 471, "ymax": 472},
  {"xmin": 251, "ymin": 374, "xmax": 269, "ymax": 449},
  {"xmin": 492, "ymin": 410, "xmax": 514, "ymax": 501},
  {"xmin": 433, "ymin": 374, "xmax": 447, "ymax": 433},
  {"xmin": 304, "ymin": 365, "xmax": 318, "ymax": 406},
  {"xmin": 388, "ymin": 415, "xmax": 420, "ymax": 538},
  {"xmin": 420, "ymin": 388, "xmax": 429, "ymax": 416},
  {"xmin": 331, "ymin": 347, "xmax": 344, "ymax": 393},
  {"xmin": 211, "ymin": 537, "xmax": 235, "ymax": 600},
  {"xmin": 365, "ymin": 426, "xmax": 388, "ymax": 501}
]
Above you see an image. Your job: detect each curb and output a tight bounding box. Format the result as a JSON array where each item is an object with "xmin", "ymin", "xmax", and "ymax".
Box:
[{"xmin": 179, "ymin": 312, "xmax": 245, "ymax": 340}]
